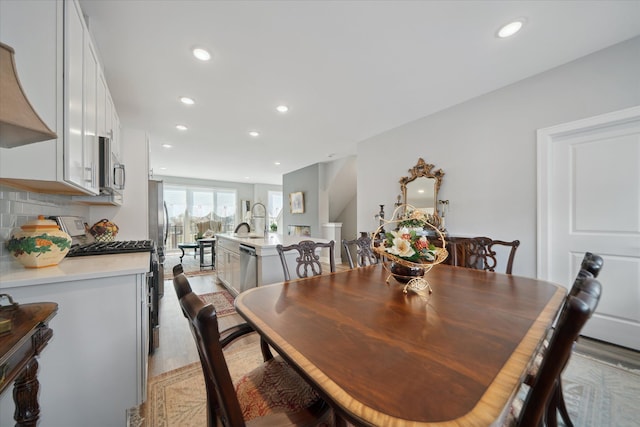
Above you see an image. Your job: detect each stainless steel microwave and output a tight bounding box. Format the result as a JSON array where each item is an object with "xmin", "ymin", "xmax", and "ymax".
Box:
[{"xmin": 99, "ymin": 136, "xmax": 125, "ymax": 195}]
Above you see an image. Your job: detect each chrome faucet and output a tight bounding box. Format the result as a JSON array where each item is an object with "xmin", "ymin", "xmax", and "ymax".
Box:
[{"xmin": 251, "ymin": 202, "xmax": 268, "ymax": 236}]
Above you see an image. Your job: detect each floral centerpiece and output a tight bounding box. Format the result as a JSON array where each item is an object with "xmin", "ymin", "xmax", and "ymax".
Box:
[
  {"xmin": 372, "ymin": 204, "xmax": 448, "ymax": 293},
  {"xmin": 382, "ymin": 209, "xmax": 438, "ymax": 262}
]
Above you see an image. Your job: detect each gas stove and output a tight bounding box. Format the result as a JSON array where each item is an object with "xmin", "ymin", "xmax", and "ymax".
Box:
[{"xmin": 66, "ymin": 240, "xmax": 154, "ymax": 257}]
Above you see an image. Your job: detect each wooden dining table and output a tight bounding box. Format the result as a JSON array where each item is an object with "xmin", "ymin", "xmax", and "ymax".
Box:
[{"xmin": 234, "ymin": 264, "xmax": 566, "ymax": 427}]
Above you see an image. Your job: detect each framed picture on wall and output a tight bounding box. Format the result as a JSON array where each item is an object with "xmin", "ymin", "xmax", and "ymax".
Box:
[{"xmin": 289, "ymin": 191, "xmax": 304, "ymax": 214}]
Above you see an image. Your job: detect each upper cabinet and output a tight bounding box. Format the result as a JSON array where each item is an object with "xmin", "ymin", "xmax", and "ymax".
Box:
[{"xmin": 0, "ymin": 0, "xmax": 119, "ymax": 195}]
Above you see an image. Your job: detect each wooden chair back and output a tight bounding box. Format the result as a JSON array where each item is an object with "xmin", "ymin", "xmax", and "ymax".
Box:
[
  {"xmin": 173, "ymin": 263, "xmax": 184, "ymax": 276},
  {"xmin": 276, "ymin": 240, "xmax": 335, "ymax": 281},
  {"xmin": 342, "ymin": 233, "xmax": 378, "ymax": 269},
  {"xmin": 581, "ymin": 252, "xmax": 603, "ymax": 277},
  {"xmin": 172, "ymin": 265, "xmax": 191, "ymax": 299},
  {"xmin": 176, "ymin": 281, "xmax": 246, "ymax": 427},
  {"xmin": 570, "ymin": 252, "xmax": 603, "ymax": 298},
  {"xmin": 454, "ymin": 236, "xmax": 520, "ymax": 274},
  {"xmin": 518, "ymin": 277, "xmax": 602, "ymax": 427}
]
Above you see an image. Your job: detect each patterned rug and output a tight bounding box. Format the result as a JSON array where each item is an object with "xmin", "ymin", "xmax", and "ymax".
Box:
[
  {"xmin": 164, "ymin": 251, "xmax": 215, "ymax": 279},
  {"xmin": 130, "ymin": 350, "xmax": 640, "ymax": 427},
  {"xmin": 199, "ymin": 291, "xmax": 235, "ymax": 317},
  {"xmin": 561, "ymin": 352, "xmax": 640, "ymax": 426},
  {"xmin": 131, "ymin": 340, "xmax": 264, "ymax": 427}
]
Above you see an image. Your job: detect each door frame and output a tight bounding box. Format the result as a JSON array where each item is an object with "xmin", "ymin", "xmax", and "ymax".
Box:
[{"xmin": 537, "ymin": 105, "xmax": 640, "ymax": 279}]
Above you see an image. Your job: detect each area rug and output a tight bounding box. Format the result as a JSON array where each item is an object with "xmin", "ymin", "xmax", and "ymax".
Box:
[
  {"xmin": 561, "ymin": 352, "xmax": 640, "ymax": 427},
  {"xmin": 199, "ymin": 290, "xmax": 235, "ymax": 317},
  {"xmin": 143, "ymin": 341, "xmax": 264, "ymax": 427},
  {"xmin": 132, "ymin": 349, "xmax": 640, "ymax": 427}
]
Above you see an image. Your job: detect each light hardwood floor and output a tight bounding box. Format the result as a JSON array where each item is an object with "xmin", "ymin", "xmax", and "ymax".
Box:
[{"xmin": 148, "ymin": 273, "xmax": 245, "ymax": 377}]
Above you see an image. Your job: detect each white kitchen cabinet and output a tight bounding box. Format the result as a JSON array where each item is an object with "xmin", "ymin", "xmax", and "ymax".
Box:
[
  {"xmin": 97, "ymin": 72, "xmax": 107, "ymax": 138},
  {"xmin": 112, "ymin": 105, "xmax": 122, "ymax": 160},
  {"xmin": 0, "ymin": 254, "xmax": 149, "ymax": 426},
  {"xmin": 81, "ymin": 17, "xmax": 99, "ymax": 193},
  {"xmin": 216, "ymin": 238, "xmax": 241, "ymax": 295},
  {"xmin": 0, "ymin": 0, "xmax": 115, "ymax": 196}
]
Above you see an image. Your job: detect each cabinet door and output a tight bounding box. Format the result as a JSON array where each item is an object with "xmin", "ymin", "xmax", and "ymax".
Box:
[
  {"xmin": 97, "ymin": 72, "xmax": 107, "ymax": 137},
  {"xmin": 0, "ymin": 0, "xmax": 62, "ymax": 183},
  {"xmin": 83, "ymin": 37, "xmax": 99, "ymax": 193},
  {"xmin": 106, "ymin": 93, "xmax": 114, "ymax": 139},
  {"xmin": 112, "ymin": 107, "xmax": 121, "ymax": 160},
  {"xmin": 230, "ymin": 251, "xmax": 241, "ymax": 294},
  {"xmin": 64, "ymin": 0, "xmax": 85, "ymax": 187}
]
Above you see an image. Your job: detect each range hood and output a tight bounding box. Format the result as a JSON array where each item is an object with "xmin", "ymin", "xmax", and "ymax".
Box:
[{"xmin": 0, "ymin": 42, "xmax": 57, "ymax": 148}]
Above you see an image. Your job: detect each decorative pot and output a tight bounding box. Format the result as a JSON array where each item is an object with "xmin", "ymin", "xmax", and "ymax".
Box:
[
  {"xmin": 389, "ymin": 261, "xmax": 425, "ymax": 283},
  {"xmin": 7, "ymin": 215, "xmax": 72, "ymax": 268}
]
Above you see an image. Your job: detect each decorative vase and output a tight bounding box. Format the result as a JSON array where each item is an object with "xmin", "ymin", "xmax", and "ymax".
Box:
[
  {"xmin": 7, "ymin": 215, "xmax": 72, "ymax": 268},
  {"xmin": 389, "ymin": 261, "xmax": 425, "ymax": 283}
]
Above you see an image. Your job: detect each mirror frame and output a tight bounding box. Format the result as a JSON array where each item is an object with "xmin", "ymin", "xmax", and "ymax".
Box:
[{"xmin": 399, "ymin": 158, "xmax": 444, "ymax": 215}]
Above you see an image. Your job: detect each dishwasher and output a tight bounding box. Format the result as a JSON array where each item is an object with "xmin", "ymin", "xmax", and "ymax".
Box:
[{"xmin": 239, "ymin": 244, "xmax": 258, "ymax": 293}]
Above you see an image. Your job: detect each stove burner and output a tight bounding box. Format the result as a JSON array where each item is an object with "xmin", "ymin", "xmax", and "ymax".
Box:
[{"xmin": 66, "ymin": 240, "xmax": 154, "ymax": 257}]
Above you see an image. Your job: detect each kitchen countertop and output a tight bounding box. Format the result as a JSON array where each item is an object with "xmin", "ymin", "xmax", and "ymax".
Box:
[
  {"xmin": 215, "ymin": 233, "xmax": 332, "ymax": 255},
  {"xmin": 0, "ymin": 252, "xmax": 150, "ymax": 289}
]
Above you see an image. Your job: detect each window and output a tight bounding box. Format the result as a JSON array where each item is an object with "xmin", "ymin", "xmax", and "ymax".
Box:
[
  {"xmin": 164, "ymin": 184, "xmax": 237, "ymax": 248},
  {"xmin": 268, "ymin": 191, "xmax": 283, "ymax": 229}
]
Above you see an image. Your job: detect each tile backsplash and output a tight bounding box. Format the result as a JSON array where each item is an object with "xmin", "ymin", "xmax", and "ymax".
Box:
[{"xmin": 0, "ymin": 185, "xmax": 89, "ymax": 260}]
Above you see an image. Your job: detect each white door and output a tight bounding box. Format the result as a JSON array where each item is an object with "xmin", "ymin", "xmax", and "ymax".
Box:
[{"xmin": 538, "ymin": 106, "xmax": 640, "ymax": 351}]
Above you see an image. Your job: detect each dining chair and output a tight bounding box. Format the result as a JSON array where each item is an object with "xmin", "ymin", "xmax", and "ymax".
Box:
[
  {"xmin": 276, "ymin": 240, "xmax": 336, "ymax": 281},
  {"xmin": 509, "ymin": 277, "xmax": 602, "ymax": 427},
  {"xmin": 553, "ymin": 252, "xmax": 604, "ymax": 427},
  {"xmin": 342, "ymin": 232, "xmax": 378, "ymax": 269},
  {"xmin": 173, "ymin": 272, "xmax": 332, "ymax": 427},
  {"xmin": 523, "ymin": 252, "xmax": 605, "ymax": 426},
  {"xmin": 454, "ymin": 236, "xmax": 520, "ymax": 274},
  {"xmin": 234, "ymin": 222, "xmax": 250, "ymax": 233}
]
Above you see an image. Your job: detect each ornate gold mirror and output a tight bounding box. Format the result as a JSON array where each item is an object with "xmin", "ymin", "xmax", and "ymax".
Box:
[{"xmin": 400, "ymin": 158, "xmax": 444, "ymax": 215}]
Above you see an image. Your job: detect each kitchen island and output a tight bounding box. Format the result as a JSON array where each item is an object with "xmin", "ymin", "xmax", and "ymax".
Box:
[
  {"xmin": 215, "ymin": 233, "xmax": 332, "ymax": 295},
  {"xmin": 0, "ymin": 254, "xmax": 149, "ymax": 427}
]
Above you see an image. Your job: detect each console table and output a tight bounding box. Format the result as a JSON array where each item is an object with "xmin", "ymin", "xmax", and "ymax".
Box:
[{"xmin": 0, "ymin": 302, "xmax": 57, "ymax": 427}]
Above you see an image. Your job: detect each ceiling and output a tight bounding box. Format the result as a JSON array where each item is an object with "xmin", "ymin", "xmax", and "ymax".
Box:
[{"xmin": 78, "ymin": 0, "xmax": 640, "ymax": 185}]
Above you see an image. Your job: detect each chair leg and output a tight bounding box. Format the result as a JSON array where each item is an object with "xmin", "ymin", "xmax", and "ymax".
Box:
[
  {"xmin": 556, "ymin": 378, "xmax": 574, "ymax": 427},
  {"xmin": 546, "ymin": 383, "xmax": 559, "ymax": 427},
  {"xmin": 260, "ymin": 338, "xmax": 274, "ymax": 361}
]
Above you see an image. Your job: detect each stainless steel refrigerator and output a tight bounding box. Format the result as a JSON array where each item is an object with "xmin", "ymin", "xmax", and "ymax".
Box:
[{"xmin": 149, "ymin": 179, "xmax": 168, "ymax": 297}]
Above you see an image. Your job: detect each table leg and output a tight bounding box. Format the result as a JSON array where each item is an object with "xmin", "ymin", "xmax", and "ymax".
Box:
[
  {"xmin": 13, "ymin": 358, "xmax": 40, "ymax": 427},
  {"xmin": 199, "ymin": 241, "xmax": 205, "ymax": 269}
]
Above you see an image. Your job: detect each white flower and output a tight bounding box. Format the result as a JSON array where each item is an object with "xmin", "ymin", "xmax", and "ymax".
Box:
[{"xmin": 387, "ymin": 237, "xmax": 415, "ymax": 258}]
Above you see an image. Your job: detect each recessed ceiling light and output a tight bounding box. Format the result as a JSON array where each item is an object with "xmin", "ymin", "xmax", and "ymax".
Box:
[
  {"xmin": 274, "ymin": 161, "xmax": 281, "ymax": 166},
  {"xmin": 176, "ymin": 124, "xmax": 188, "ymax": 131},
  {"xmin": 417, "ymin": 189, "xmax": 425, "ymax": 194},
  {"xmin": 497, "ymin": 20, "xmax": 524, "ymax": 38},
  {"xmin": 162, "ymin": 144, "xmax": 172, "ymax": 148},
  {"xmin": 180, "ymin": 96, "xmax": 195, "ymax": 105},
  {"xmin": 248, "ymin": 131, "xmax": 260, "ymax": 137},
  {"xmin": 276, "ymin": 105, "xmax": 289, "ymax": 113},
  {"xmin": 160, "ymin": 167, "xmax": 167, "ymax": 170},
  {"xmin": 244, "ymin": 176, "xmax": 250, "ymax": 180},
  {"xmin": 192, "ymin": 48, "xmax": 211, "ymax": 61}
]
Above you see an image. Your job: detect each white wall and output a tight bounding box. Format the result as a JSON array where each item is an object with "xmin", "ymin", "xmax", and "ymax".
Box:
[
  {"xmin": 283, "ymin": 163, "xmax": 322, "ymax": 236},
  {"xmin": 89, "ymin": 128, "xmax": 149, "ymax": 240},
  {"xmin": 357, "ymin": 36, "xmax": 640, "ymax": 278}
]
